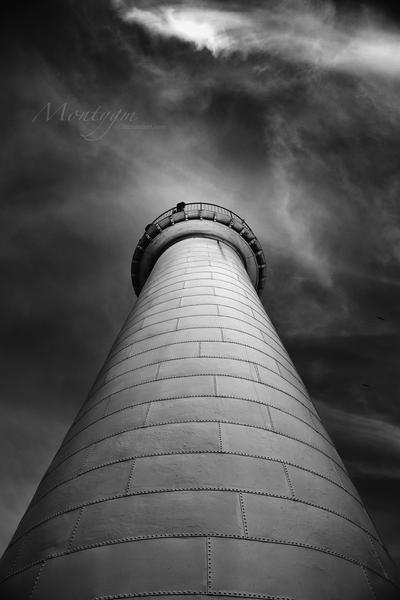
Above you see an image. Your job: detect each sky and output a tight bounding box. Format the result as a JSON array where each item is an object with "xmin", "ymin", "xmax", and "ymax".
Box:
[{"xmin": 1, "ymin": 0, "xmax": 400, "ymax": 568}]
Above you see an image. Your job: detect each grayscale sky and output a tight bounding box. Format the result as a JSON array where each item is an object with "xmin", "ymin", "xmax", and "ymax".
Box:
[{"xmin": 1, "ymin": 0, "xmax": 400, "ymax": 567}]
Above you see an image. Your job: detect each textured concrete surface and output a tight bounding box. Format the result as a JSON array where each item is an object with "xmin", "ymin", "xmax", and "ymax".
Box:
[{"xmin": 1, "ymin": 232, "xmax": 398, "ymax": 599}]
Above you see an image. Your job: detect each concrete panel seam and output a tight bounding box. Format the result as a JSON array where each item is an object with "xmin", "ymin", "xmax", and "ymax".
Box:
[
  {"xmin": 7, "ymin": 505, "xmax": 381, "ymax": 576},
  {"xmin": 212, "ymin": 376, "xmax": 217, "ymax": 396},
  {"xmin": 368, "ymin": 533, "xmax": 388, "ymax": 579},
  {"xmin": 56, "ymin": 418, "xmax": 226, "ymax": 474},
  {"xmin": 33, "ymin": 447, "xmax": 362, "ymax": 514},
  {"xmin": 16, "ymin": 481, "xmax": 374, "ymax": 549},
  {"xmin": 143, "ymin": 402, "xmax": 152, "ymax": 426},
  {"xmin": 81, "ymin": 371, "xmax": 215, "ymax": 420},
  {"xmin": 121, "ymin": 311, "xmax": 283, "ymax": 351},
  {"xmin": 132, "ymin": 290, "xmax": 269, "ymax": 325},
  {"xmin": 253, "ymin": 364, "xmax": 261, "ymax": 383},
  {"xmin": 207, "ymin": 538, "xmax": 212, "ymax": 594},
  {"xmin": 106, "ymin": 326, "xmax": 288, "ymax": 375},
  {"xmin": 206, "ymin": 594, "xmax": 295, "ymax": 600},
  {"xmin": 330, "ymin": 458, "xmax": 349, "ymax": 490},
  {"xmin": 145, "ymin": 264, "xmax": 193, "ymax": 282},
  {"xmin": 117, "ymin": 314, "xmax": 283, "ymax": 355},
  {"xmin": 4, "ymin": 533, "xmax": 396, "ymax": 589},
  {"xmin": 101, "ymin": 340, "xmax": 300, "ymax": 390},
  {"xmin": 103, "ymin": 396, "xmax": 112, "ymax": 418},
  {"xmin": 309, "ymin": 410, "xmax": 323, "ymax": 426},
  {"xmin": 28, "ymin": 560, "xmax": 46, "ymax": 599},
  {"xmin": 363, "ymin": 566, "xmax": 378, "ymax": 600},
  {"xmin": 77, "ymin": 386, "xmax": 316, "ymax": 456},
  {"xmin": 266, "ymin": 406, "xmax": 274, "ymax": 431},
  {"xmin": 239, "ymin": 493, "xmax": 249, "ymax": 536},
  {"xmin": 93, "ymin": 591, "xmax": 206, "ymax": 600},
  {"xmin": 282, "ymin": 464, "xmax": 295, "ymax": 499},
  {"xmin": 76, "ymin": 593, "xmax": 295, "ymax": 600},
  {"xmin": 82, "ymin": 372, "xmax": 313, "ymax": 428},
  {"xmin": 117, "ymin": 332, "xmax": 205, "ymax": 370},
  {"xmin": 129, "ymin": 281, "xmax": 260, "ymax": 321},
  {"xmin": 134, "ymin": 283, "xmax": 267, "ymax": 319},
  {"xmin": 147, "ymin": 268, "xmax": 254, "ymax": 294},
  {"xmin": 133, "ymin": 285, "xmax": 271, "ymax": 326},
  {"xmin": 44, "ymin": 398, "xmax": 332, "ymax": 476},
  {"xmin": 77, "ymin": 444, "xmax": 95, "ymax": 476},
  {"xmin": 140, "ymin": 278, "xmax": 187, "ymax": 297},
  {"xmin": 67, "ymin": 507, "xmax": 84, "ymax": 550},
  {"xmin": 148, "ymin": 265, "xmax": 246, "ymax": 289},
  {"xmin": 45, "ymin": 398, "xmax": 337, "ymax": 481},
  {"xmin": 50, "ymin": 419, "xmax": 343, "ymax": 479},
  {"xmin": 45, "ymin": 396, "xmax": 337, "ymax": 480},
  {"xmin": 126, "ymin": 460, "xmax": 137, "ymax": 494}
]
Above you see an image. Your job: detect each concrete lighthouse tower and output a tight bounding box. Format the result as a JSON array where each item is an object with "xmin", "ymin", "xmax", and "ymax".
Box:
[{"xmin": 0, "ymin": 203, "xmax": 398, "ymax": 599}]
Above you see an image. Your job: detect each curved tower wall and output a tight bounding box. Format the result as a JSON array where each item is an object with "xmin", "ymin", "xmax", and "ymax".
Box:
[{"xmin": 0, "ymin": 206, "xmax": 398, "ymax": 599}]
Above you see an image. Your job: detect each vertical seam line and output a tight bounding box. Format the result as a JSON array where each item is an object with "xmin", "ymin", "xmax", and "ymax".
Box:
[
  {"xmin": 239, "ymin": 492, "xmax": 249, "ymax": 536},
  {"xmin": 67, "ymin": 507, "xmax": 84, "ymax": 550},
  {"xmin": 207, "ymin": 537, "xmax": 212, "ymax": 594},
  {"xmin": 155, "ymin": 363, "xmax": 162, "ymax": 380},
  {"xmin": 363, "ymin": 566, "xmax": 377, "ymax": 599},
  {"xmin": 143, "ymin": 402, "xmax": 152, "ymax": 426},
  {"xmin": 29, "ymin": 561, "xmax": 46, "ymax": 599},
  {"xmin": 267, "ymin": 405, "xmax": 274, "ymax": 431},
  {"xmin": 213, "ymin": 375, "xmax": 217, "ymax": 396},
  {"xmin": 126, "ymin": 459, "xmax": 137, "ymax": 494},
  {"xmin": 368, "ymin": 533, "xmax": 388, "ymax": 578},
  {"xmin": 78, "ymin": 445, "xmax": 94, "ymax": 476},
  {"xmin": 253, "ymin": 363, "xmax": 261, "ymax": 383},
  {"xmin": 283, "ymin": 463, "xmax": 295, "ymax": 499}
]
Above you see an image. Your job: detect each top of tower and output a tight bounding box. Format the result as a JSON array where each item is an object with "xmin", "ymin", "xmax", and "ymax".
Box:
[{"xmin": 131, "ymin": 202, "xmax": 266, "ymax": 296}]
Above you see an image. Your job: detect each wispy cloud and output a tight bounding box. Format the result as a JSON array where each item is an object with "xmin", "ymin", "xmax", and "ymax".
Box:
[
  {"xmin": 317, "ymin": 402, "xmax": 400, "ymax": 479},
  {"xmin": 120, "ymin": 6, "xmax": 247, "ymax": 55},
  {"xmin": 2, "ymin": 0, "xmax": 400, "ymax": 565},
  {"xmin": 114, "ymin": 1, "xmax": 400, "ymax": 77}
]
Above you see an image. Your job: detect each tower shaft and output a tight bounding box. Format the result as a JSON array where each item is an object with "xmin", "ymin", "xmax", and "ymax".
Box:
[{"xmin": 1, "ymin": 207, "xmax": 398, "ymax": 599}]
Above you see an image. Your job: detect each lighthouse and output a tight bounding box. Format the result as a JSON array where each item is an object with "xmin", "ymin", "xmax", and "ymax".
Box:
[{"xmin": 0, "ymin": 203, "xmax": 398, "ymax": 599}]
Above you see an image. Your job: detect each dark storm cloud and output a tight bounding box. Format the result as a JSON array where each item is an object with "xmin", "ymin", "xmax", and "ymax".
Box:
[{"xmin": 1, "ymin": 0, "xmax": 400, "ymax": 567}]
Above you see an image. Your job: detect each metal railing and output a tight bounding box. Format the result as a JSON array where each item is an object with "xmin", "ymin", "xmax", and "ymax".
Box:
[
  {"xmin": 152, "ymin": 202, "xmax": 253, "ymax": 233},
  {"xmin": 133, "ymin": 202, "xmax": 266, "ymax": 296}
]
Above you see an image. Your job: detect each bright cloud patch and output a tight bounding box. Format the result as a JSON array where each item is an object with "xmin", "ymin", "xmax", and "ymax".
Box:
[
  {"xmin": 114, "ymin": 1, "xmax": 400, "ymax": 77},
  {"xmin": 120, "ymin": 6, "xmax": 248, "ymax": 55}
]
